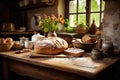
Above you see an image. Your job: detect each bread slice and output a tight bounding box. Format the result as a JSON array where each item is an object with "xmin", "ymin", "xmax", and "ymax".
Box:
[
  {"xmin": 82, "ymin": 34, "xmax": 96, "ymax": 43},
  {"xmin": 64, "ymin": 48, "xmax": 85, "ymax": 57}
]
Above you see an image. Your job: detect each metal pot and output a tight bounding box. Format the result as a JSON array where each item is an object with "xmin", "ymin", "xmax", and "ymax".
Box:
[
  {"xmin": 2, "ymin": 22, "xmax": 15, "ymax": 31},
  {"xmin": 102, "ymin": 41, "xmax": 114, "ymax": 57},
  {"xmin": 91, "ymin": 49, "xmax": 106, "ymax": 60}
]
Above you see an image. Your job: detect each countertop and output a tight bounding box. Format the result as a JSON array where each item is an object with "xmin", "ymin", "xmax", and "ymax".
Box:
[{"xmin": 0, "ymin": 50, "xmax": 119, "ymax": 78}]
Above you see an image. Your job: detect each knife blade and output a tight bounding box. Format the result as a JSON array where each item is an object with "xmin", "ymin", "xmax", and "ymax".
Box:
[{"xmin": 29, "ymin": 54, "xmax": 78, "ymax": 58}]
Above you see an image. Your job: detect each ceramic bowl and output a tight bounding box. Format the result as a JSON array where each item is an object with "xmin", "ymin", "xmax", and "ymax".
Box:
[{"xmin": 73, "ymin": 39, "xmax": 97, "ymax": 52}]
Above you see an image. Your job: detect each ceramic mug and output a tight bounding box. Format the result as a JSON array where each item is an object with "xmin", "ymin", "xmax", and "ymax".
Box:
[{"xmin": 25, "ymin": 41, "xmax": 34, "ymax": 49}]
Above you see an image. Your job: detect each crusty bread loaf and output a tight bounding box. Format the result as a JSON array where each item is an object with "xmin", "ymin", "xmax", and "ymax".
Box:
[
  {"xmin": 64, "ymin": 48, "xmax": 85, "ymax": 57},
  {"xmin": 34, "ymin": 37, "xmax": 68, "ymax": 54}
]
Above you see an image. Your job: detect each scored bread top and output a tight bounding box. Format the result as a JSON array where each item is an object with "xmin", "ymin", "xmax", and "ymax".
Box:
[{"xmin": 37, "ymin": 37, "xmax": 68, "ymax": 49}]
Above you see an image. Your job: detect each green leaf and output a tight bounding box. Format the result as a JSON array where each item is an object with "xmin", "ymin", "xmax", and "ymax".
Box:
[{"xmin": 44, "ymin": 27, "xmax": 49, "ymax": 32}]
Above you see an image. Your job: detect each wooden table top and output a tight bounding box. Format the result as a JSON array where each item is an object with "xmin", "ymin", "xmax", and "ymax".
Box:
[{"xmin": 0, "ymin": 50, "xmax": 119, "ymax": 78}]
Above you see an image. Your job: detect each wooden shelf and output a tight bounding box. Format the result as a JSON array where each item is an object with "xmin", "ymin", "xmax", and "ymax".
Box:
[
  {"xmin": 0, "ymin": 31, "xmax": 34, "ymax": 40},
  {"xmin": 0, "ymin": 31, "xmax": 34, "ymax": 35},
  {"xmin": 18, "ymin": 2, "xmax": 55, "ymax": 11}
]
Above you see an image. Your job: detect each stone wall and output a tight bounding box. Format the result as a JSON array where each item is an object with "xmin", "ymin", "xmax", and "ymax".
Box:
[{"xmin": 102, "ymin": 0, "xmax": 120, "ymax": 52}]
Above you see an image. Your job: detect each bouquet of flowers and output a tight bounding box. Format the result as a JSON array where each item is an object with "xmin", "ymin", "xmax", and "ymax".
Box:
[
  {"xmin": 38, "ymin": 14, "xmax": 74, "ymax": 34},
  {"xmin": 38, "ymin": 14, "xmax": 59, "ymax": 33}
]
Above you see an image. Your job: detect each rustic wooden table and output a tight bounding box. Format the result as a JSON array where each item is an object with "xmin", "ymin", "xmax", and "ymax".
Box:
[{"xmin": 0, "ymin": 51, "xmax": 119, "ymax": 80}]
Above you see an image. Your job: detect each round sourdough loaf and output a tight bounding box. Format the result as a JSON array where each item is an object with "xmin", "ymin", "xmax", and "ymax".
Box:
[{"xmin": 34, "ymin": 37, "xmax": 68, "ymax": 54}]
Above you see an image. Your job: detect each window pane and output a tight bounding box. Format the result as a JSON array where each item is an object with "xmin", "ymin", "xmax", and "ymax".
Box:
[
  {"xmin": 69, "ymin": 0, "xmax": 77, "ymax": 13},
  {"xmin": 78, "ymin": 0, "xmax": 86, "ymax": 12},
  {"xmin": 101, "ymin": 13, "xmax": 104, "ymax": 22},
  {"xmin": 78, "ymin": 14, "xmax": 86, "ymax": 25},
  {"xmin": 102, "ymin": 0, "xmax": 105, "ymax": 11},
  {"xmin": 91, "ymin": 13, "xmax": 100, "ymax": 27},
  {"xmin": 91, "ymin": 0, "xmax": 100, "ymax": 12},
  {"xmin": 69, "ymin": 15, "xmax": 77, "ymax": 27}
]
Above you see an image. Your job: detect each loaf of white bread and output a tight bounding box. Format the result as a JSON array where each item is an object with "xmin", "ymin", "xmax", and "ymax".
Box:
[{"xmin": 34, "ymin": 37, "xmax": 68, "ymax": 55}]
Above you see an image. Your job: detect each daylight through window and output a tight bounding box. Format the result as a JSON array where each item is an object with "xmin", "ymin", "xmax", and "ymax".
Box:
[{"xmin": 67, "ymin": 0, "xmax": 105, "ymax": 27}]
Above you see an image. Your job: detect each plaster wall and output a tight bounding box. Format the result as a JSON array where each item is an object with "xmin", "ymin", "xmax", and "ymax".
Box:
[{"xmin": 103, "ymin": 0, "xmax": 120, "ymax": 52}]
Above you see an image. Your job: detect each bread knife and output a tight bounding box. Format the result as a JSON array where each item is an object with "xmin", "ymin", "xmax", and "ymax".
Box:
[{"xmin": 29, "ymin": 54, "xmax": 78, "ymax": 58}]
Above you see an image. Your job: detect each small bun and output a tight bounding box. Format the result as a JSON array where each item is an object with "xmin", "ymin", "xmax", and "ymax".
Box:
[
  {"xmin": 14, "ymin": 41, "xmax": 20, "ymax": 46},
  {"xmin": 0, "ymin": 38, "xmax": 6, "ymax": 44},
  {"xmin": 5, "ymin": 38, "xmax": 13, "ymax": 43}
]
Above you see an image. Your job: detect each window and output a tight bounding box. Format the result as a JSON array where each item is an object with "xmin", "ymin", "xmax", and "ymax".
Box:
[{"xmin": 65, "ymin": 0, "xmax": 105, "ymax": 27}]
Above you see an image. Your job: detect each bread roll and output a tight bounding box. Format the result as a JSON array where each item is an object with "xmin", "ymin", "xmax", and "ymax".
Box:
[
  {"xmin": 13, "ymin": 41, "xmax": 20, "ymax": 46},
  {"xmin": 5, "ymin": 37, "xmax": 13, "ymax": 43},
  {"xmin": 34, "ymin": 37, "xmax": 68, "ymax": 54},
  {"xmin": 0, "ymin": 38, "xmax": 6, "ymax": 44}
]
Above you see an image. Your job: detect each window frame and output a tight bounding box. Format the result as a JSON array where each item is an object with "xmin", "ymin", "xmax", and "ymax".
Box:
[{"xmin": 65, "ymin": 0, "xmax": 104, "ymax": 27}]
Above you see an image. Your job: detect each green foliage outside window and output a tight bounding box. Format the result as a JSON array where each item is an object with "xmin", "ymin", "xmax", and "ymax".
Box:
[
  {"xmin": 78, "ymin": 0, "xmax": 86, "ymax": 12},
  {"xmin": 69, "ymin": 0, "xmax": 105, "ymax": 27}
]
